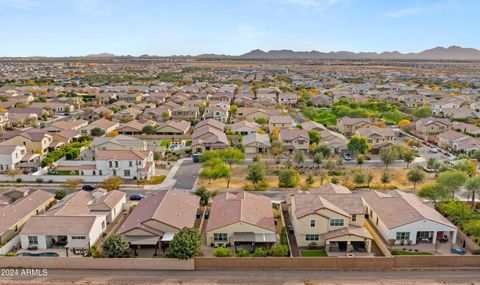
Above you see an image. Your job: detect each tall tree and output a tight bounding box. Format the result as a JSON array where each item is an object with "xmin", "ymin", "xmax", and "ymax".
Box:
[
  {"xmin": 168, "ymin": 228, "xmax": 201, "ymax": 260},
  {"xmin": 194, "ymin": 186, "xmax": 218, "ymax": 206},
  {"xmin": 218, "ymin": 148, "xmax": 245, "ymax": 170},
  {"xmin": 407, "ymin": 167, "xmax": 425, "ymax": 189},
  {"xmin": 437, "ymin": 170, "xmax": 468, "ymax": 200},
  {"xmin": 403, "ymin": 151, "xmax": 415, "ymax": 169},
  {"xmin": 308, "ymin": 130, "xmax": 321, "ymax": 145},
  {"xmin": 380, "ymin": 147, "xmax": 397, "ymax": 169},
  {"xmin": 466, "ymin": 176, "xmax": 480, "ymax": 207},
  {"xmin": 102, "ymin": 234, "xmax": 130, "ymax": 258},
  {"xmin": 347, "ymin": 135, "xmax": 369, "ymax": 155},
  {"xmin": 246, "ymin": 162, "xmax": 266, "ymax": 188}
]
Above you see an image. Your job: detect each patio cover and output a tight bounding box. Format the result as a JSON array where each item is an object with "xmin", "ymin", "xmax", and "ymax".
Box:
[
  {"xmin": 161, "ymin": 232, "xmax": 175, "ymax": 242},
  {"xmin": 233, "ymin": 232, "xmax": 276, "ymax": 243},
  {"xmin": 66, "ymin": 239, "xmax": 89, "ymax": 249},
  {"xmin": 125, "ymin": 236, "xmax": 160, "ymax": 245}
]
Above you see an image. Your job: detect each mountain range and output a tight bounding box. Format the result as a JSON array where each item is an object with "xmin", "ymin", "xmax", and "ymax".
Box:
[{"xmin": 29, "ymin": 46, "xmax": 480, "ymax": 61}]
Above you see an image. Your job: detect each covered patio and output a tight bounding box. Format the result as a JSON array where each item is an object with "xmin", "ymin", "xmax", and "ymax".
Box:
[
  {"xmin": 65, "ymin": 238, "xmax": 90, "ymax": 257},
  {"xmin": 323, "ymin": 227, "xmax": 373, "ymax": 254},
  {"xmin": 126, "ymin": 236, "xmax": 161, "ymax": 257},
  {"xmin": 233, "ymin": 232, "xmax": 277, "ymax": 253}
]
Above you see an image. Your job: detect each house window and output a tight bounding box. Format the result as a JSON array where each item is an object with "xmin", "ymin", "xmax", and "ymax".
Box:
[
  {"xmin": 305, "ymin": 234, "xmax": 320, "ymax": 241},
  {"xmin": 113, "ymin": 170, "xmax": 117, "ymax": 176},
  {"xmin": 115, "ymin": 161, "xmax": 119, "ymax": 168},
  {"xmin": 71, "ymin": 236, "xmax": 86, "ymax": 240},
  {"xmin": 28, "ymin": 236, "xmax": 38, "ymax": 245},
  {"xmin": 129, "ymin": 161, "xmax": 133, "ymax": 167},
  {"xmin": 213, "ymin": 233, "xmax": 228, "ymax": 242},
  {"xmin": 396, "ymin": 232, "xmax": 410, "ymax": 241},
  {"xmin": 99, "ymin": 170, "xmax": 103, "ymax": 176},
  {"xmin": 102, "ymin": 221, "xmax": 106, "ymax": 230},
  {"xmin": 124, "ymin": 170, "xmax": 131, "ymax": 177},
  {"xmin": 351, "ymin": 214, "xmax": 357, "ymax": 222},
  {"xmin": 330, "ymin": 219, "xmax": 344, "ymax": 227},
  {"xmin": 310, "ymin": 220, "xmax": 316, "ymax": 227},
  {"xmin": 109, "ymin": 161, "xmax": 113, "ymax": 168}
]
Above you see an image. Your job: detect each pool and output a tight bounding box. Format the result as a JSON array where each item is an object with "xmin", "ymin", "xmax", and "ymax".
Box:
[{"xmin": 16, "ymin": 252, "xmax": 59, "ymax": 257}]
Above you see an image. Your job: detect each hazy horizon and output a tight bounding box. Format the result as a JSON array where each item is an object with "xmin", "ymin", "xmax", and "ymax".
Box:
[{"xmin": 0, "ymin": 0, "xmax": 479, "ymax": 57}]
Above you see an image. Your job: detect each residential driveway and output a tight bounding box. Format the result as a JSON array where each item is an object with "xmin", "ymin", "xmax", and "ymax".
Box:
[
  {"xmin": 172, "ymin": 160, "xmax": 202, "ymax": 191},
  {"xmin": 418, "ymin": 146, "xmax": 451, "ymax": 162},
  {"xmin": 282, "ymin": 210, "xmax": 300, "ymax": 257}
]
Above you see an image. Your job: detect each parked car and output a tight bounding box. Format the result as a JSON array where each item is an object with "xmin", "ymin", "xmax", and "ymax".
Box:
[
  {"xmin": 192, "ymin": 153, "xmax": 201, "ymax": 163},
  {"xmin": 342, "ymin": 152, "xmax": 352, "ymax": 161},
  {"xmin": 288, "ymin": 225, "xmax": 294, "ymax": 234},
  {"xmin": 451, "ymin": 246, "xmax": 466, "ymax": 255},
  {"xmin": 82, "ymin": 184, "xmax": 96, "ymax": 191},
  {"xmin": 129, "ymin": 194, "xmax": 145, "ymax": 201},
  {"xmin": 429, "ymin": 147, "xmax": 438, "ymax": 153},
  {"xmin": 411, "ymin": 146, "xmax": 419, "ymax": 152}
]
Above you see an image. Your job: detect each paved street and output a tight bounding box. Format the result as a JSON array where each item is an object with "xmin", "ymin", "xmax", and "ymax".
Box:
[
  {"xmin": 1, "ymin": 269, "xmax": 479, "ymax": 284},
  {"xmin": 172, "ymin": 160, "xmax": 202, "ymax": 191}
]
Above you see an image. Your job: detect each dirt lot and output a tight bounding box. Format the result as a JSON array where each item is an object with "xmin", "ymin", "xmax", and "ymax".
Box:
[{"xmin": 196, "ymin": 164, "xmax": 435, "ymax": 192}]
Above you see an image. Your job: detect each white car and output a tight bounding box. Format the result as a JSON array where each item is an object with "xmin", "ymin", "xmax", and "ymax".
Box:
[{"xmin": 429, "ymin": 147, "xmax": 438, "ymax": 153}]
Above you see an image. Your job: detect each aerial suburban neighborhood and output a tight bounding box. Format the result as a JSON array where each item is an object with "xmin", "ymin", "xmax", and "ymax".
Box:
[{"xmin": 1, "ymin": 1, "xmax": 480, "ymax": 284}]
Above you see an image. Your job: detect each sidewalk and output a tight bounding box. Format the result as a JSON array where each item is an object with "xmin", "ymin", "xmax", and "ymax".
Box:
[{"xmin": 144, "ymin": 158, "xmax": 190, "ymax": 190}]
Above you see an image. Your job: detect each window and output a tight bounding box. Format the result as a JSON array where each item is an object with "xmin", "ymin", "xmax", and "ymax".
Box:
[
  {"xmin": 28, "ymin": 236, "xmax": 38, "ymax": 245},
  {"xmin": 101, "ymin": 221, "xmax": 106, "ymax": 230},
  {"xmin": 129, "ymin": 161, "xmax": 133, "ymax": 167},
  {"xmin": 310, "ymin": 220, "xmax": 316, "ymax": 227},
  {"xmin": 99, "ymin": 170, "xmax": 103, "ymax": 176},
  {"xmin": 330, "ymin": 219, "xmax": 344, "ymax": 227},
  {"xmin": 396, "ymin": 232, "xmax": 410, "ymax": 241},
  {"xmin": 213, "ymin": 233, "xmax": 228, "ymax": 242},
  {"xmin": 71, "ymin": 236, "xmax": 86, "ymax": 240},
  {"xmin": 124, "ymin": 170, "xmax": 131, "ymax": 177},
  {"xmin": 351, "ymin": 214, "xmax": 357, "ymax": 222},
  {"xmin": 305, "ymin": 234, "xmax": 320, "ymax": 241},
  {"xmin": 113, "ymin": 170, "xmax": 117, "ymax": 176},
  {"xmin": 109, "ymin": 161, "xmax": 113, "ymax": 168},
  {"xmin": 115, "ymin": 161, "xmax": 119, "ymax": 168}
]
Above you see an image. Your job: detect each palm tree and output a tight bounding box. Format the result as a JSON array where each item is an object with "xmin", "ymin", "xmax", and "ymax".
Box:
[
  {"xmin": 466, "ymin": 176, "xmax": 480, "ymax": 207},
  {"xmin": 194, "ymin": 186, "xmax": 218, "ymax": 206}
]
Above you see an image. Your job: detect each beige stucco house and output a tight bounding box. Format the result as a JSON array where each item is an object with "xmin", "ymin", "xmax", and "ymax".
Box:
[{"xmin": 336, "ymin": 117, "xmax": 372, "ymax": 137}]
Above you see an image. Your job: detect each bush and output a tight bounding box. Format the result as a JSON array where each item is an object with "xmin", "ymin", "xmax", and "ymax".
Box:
[
  {"xmin": 243, "ymin": 183, "xmax": 255, "ymax": 191},
  {"xmin": 252, "ymin": 247, "xmax": 269, "ymax": 257},
  {"xmin": 213, "ymin": 246, "xmax": 232, "ymax": 257},
  {"xmin": 101, "ymin": 234, "xmax": 130, "ymax": 258},
  {"xmin": 331, "ymin": 177, "xmax": 339, "ymax": 184},
  {"xmin": 36, "ymin": 178, "xmax": 43, "ymax": 183},
  {"xmin": 6, "ymin": 251, "xmax": 16, "ymax": 257},
  {"xmin": 55, "ymin": 189, "xmax": 67, "ymax": 200},
  {"xmin": 236, "ymin": 248, "xmax": 250, "ymax": 257},
  {"xmin": 256, "ymin": 180, "xmax": 269, "ymax": 191},
  {"xmin": 308, "ymin": 242, "xmax": 318, "ymax": 249},
  {"xmin": 280, "ymin": 227, "xmax": 288, "ymax": 246},
  {"xmin": 16, "ymin": 178, "xmax": 21, "ymax": 183},
  {"xmin": 86, "ymin": 245, "xmax": 101, "ymax": 258},
  {"xmin": 278, "ymin": 167, "xmax": 300, "ymax": 188},
  {"xmin": 168, "ymin": 228, "xmax": 201, "ymax": 259},
  {"xmin": 269, "ymin": 245, "xmax": 289, "ymax": 257}
]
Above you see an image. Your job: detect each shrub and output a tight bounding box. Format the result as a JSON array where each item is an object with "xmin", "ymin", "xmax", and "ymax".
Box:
[
  {"xmin": 331, "ymin": 177, "xmax": 339, "ymax": 184},
  {"xmin": 252, "ymin": 247, "xmax": 269, "ymax": 257},
  {"xmin": 269, "ymin": 245, "xmax": 289, "ymax": 257},
  {"xmin": 236, "ymin": 248, "xmax": 250, "ymax": 257},
  {"xmin": 280, "ymin": 227, "xmax": 288, "ymax": 246},
  {"xmin": 16, "ymin": 178, "xmax": 21, "ymax": 183},
  {"xmin": 36, "ymin": 178, "xmax": 43, "ymax": 183},
  {"xmin": 278, "ymin": 167, "xmax": 300, "ymax": 188},
  {"xmin": 86, "ymin": 246, "xmax": 101, "ymax": 258},
  {"xmin": 55, "ymin": 189, "xmax": 67, "ymax": 200},
  {"xmin": 6, "ymin": 251, "xmax": 16, "ymax": 257},
  {"xmin": 256, "ymin": 180, "xmax": 269, "ymax": 191},
  {"xmin": 101, "ymin": 234, "xmax": 130, "ymax": 258},
  {"xmin": 307, "ymin": 242, "xmax": 318, "ymax": 249},
  {"xmin": 213, "ymin": 246, "xmax": 232, "ymax": 257},
  {"xmin": 168, "ymin": 228, "xmax": 201, "ymax": 259},
  {"xmin": 243, "ymin": 183, "xmax": 255, "ymax": 191}
]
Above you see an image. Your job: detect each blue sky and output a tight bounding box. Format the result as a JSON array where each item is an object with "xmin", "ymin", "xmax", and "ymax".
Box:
[{"xmin": 0, "ymin": 0, "xmax": 478, "ymax": 56}]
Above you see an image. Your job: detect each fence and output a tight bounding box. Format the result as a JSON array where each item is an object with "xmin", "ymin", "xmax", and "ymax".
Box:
[
  {"xmin": 1, "ymin": 256, "xmax": 480, "ymax": 271},
  {"xmin": 0, "ymin": 236, "xmax": 20, "ymax": 255},
  {"xmin": 0, "ymin": 257, "xmax": 194, "ymax": 270}
]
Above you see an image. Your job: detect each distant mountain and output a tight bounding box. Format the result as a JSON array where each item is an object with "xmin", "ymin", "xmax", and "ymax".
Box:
[
  {"xmin": 85, "ymin": 53, "xmax": 116, "ymax": 58},
  {"xmin": 234, "ymin": 46, "xmax": 480, "ymax": 60}
]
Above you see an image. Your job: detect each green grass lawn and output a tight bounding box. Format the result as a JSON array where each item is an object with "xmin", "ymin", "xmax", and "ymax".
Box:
[
  {"xmin": 185, "ymin": 140, "xmax": 192, "ymax": 147},
  {"xmin": 391, "ymin": 250, "xmax": 433, "ymax": 256},
  {"xmin": 159, "ymin": 140, "xmax": 171, "ymax": 147},
  {"xmin": 300, "ymin": 250, "xmax": 328, "ymax": 257}
]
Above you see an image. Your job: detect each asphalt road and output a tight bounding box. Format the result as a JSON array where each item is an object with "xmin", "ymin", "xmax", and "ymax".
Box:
[
  {"xmin": 2, "ymin": 269, "xmax": 479, "ymax": 284},
  {"xmin": 172, "ymin": 160, "xmax": 202, "ymax": 191}
]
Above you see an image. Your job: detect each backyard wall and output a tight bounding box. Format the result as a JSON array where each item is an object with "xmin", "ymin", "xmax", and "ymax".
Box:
[
  {"xmin": 0, "ymin": 257, "xmax": 194, "ymax": 270},
  {"xmin": 0, "ymin": 236, "xmax": 20, "ymax": 255},
  {"xmin": 457, "ymin": 230, "xmax": 480, "ymax": 252}
]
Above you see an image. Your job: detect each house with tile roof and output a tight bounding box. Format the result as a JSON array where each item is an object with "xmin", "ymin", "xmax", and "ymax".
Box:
[
  {"xmin": 118, "ymin": 190, "xmax": 200, "ymax": 255},
  {"xmin": 362, "ymin": 190, "xmax": 457, "ymax": 246},
  {"xmin": 289, "ymin": 185, "xmax": 373, "ymax": 252},
  {"xmin": 206, "ymin": 191, "xmax": 277, "ymax": 252}
]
